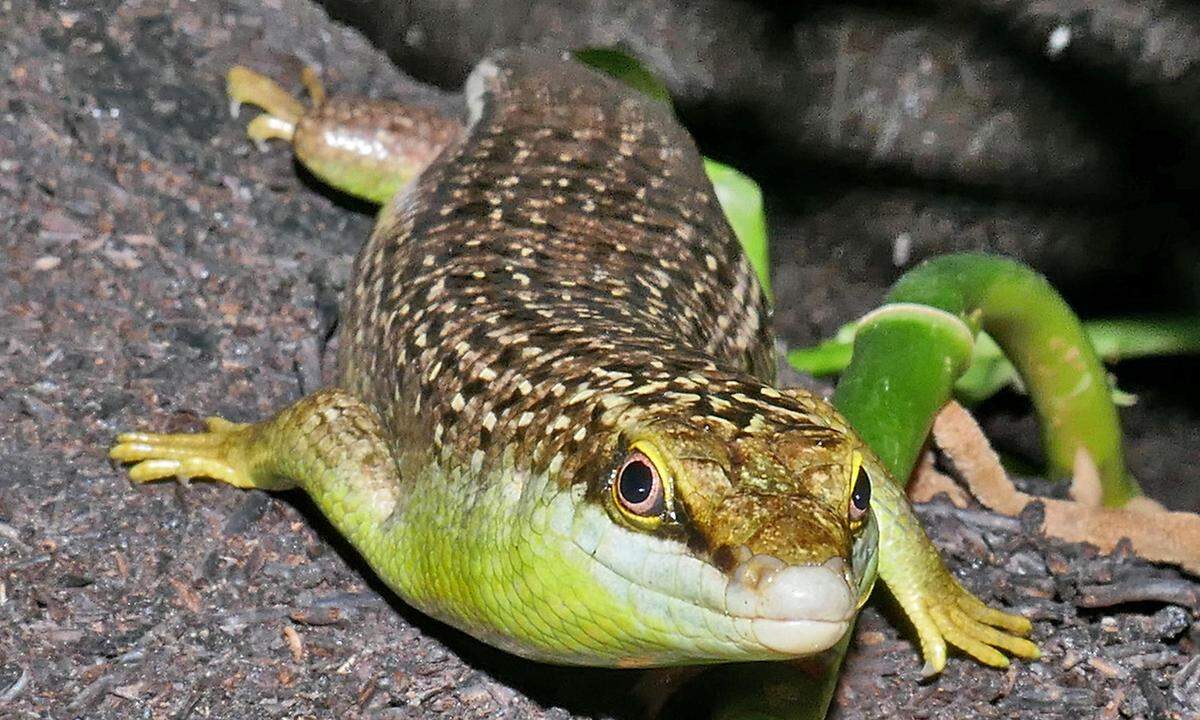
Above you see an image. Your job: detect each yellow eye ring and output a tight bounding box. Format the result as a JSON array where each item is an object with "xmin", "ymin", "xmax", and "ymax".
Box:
[
  {"xmin": 609, "ymin": 441, "xmax": 674, "ymax": 530},
  {"xmin": 848, "ymin": 451, "xmax": 871, "ymax": 525}
]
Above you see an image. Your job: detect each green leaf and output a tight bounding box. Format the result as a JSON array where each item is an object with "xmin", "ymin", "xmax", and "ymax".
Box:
[
  {"xmin": 790, "ymin": 316, "xmax": 1200, "ymax": 409},
  {"xmin": 573, "ymin": 48, "xmax": 672, "ymax": 106},
  {"xmin": 1084, "ymin": 316, "xmax": 1200, "ymax": 360},
  {"xmin": 704, "ymin": 159, "xmax": 772, "ymax": 299}
]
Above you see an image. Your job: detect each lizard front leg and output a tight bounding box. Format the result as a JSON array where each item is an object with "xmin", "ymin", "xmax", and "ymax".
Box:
[
  {"xmin": 111, "ymin": 389, "xmax": 402, "ymax": 554},
  {"xmin": 872, "ymin": 471, "xmax": 1040, "ymax": 674}
]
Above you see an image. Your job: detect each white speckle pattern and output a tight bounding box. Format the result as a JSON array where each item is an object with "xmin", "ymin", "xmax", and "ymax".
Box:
[{"xmin": 334, "ymin": 50, "xmax": 814, "ymax": 492}]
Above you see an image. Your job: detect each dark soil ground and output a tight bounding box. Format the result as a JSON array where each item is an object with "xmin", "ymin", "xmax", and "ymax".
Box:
[{"xmin": 1, "ymin": 1, "xmax": 1198, "ymax": 718}]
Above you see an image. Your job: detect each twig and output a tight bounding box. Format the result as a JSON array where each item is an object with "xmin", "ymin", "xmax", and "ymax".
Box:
[
  {"xmin": 67, "ymin": 671, "xmax": 118, "ymax": 712},
  {"xmin": 1076, "ymin": 580, "xmax": 1199, "ymax": 609}
]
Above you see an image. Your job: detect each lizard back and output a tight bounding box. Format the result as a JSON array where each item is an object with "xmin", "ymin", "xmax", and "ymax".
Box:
[{"xmin": 337, "ymin": 49, "xmax": 775, "ymax": 474}]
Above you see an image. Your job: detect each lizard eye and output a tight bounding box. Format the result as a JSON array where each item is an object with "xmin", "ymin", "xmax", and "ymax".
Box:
[
  {"xmin": 849, "ymin": 464, "xmax": 871, "ymax": 522},
  {"xmin": 614, "ymin": 451, "xmax": 665, "ymax": 517}
]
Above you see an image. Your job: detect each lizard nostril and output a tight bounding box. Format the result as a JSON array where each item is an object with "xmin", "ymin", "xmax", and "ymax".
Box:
[{"xmin": 732, "ymin": 553, "xmax": 785, "ymax": 591}]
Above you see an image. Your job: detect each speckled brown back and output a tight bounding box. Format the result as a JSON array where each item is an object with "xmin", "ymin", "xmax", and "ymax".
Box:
[{"xmin": 336, "ymin": 49, "xmax": 776, "ymax": 479}]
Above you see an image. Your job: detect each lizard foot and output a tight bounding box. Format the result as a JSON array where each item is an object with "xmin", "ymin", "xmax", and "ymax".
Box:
[
  {"xmin": 907, "ymin": 570, "xmax": 1039, "ymax": 676},
  {"xmin": 109, "ymin": 417, "xmax": 256, "ymax": 488},
  {"xmin": 873, "ymin": 457, "xmax": 1039, "ymax": 675},
  {"xmin": 226, "ymin": 65, "xmax": 325, "ymax": 147}
]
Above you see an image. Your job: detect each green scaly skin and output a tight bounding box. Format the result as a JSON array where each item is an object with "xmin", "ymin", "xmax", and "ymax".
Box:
[{"xmin": 111, "ymin": 50, "xmax": 1036, "ymax": 688}]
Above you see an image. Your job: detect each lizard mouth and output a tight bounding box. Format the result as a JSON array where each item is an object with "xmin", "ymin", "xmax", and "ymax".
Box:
[{"xmin": 724, "ymin": 554, "xmax": 856, "ymax": 655}]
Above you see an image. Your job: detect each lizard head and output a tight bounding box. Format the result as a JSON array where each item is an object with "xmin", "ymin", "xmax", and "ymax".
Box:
[{"xmin": 575, "ymin": 380, "xmax": 881, "ymax": 665}]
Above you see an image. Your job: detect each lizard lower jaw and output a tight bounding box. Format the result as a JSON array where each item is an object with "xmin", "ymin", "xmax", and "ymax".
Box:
[{"xmin": 751, "ymin": 617, "xmax": 851, "ymax": 655}]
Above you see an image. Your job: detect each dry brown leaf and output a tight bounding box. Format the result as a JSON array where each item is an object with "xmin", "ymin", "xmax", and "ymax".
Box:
[
  {"xmin": 1069, "ymin": 447, "xmax": 1103, "ymax": 508},
  {"xmin": 931, "ymin": 401, "xmax": 1200, "ymax": 576},
  {"xmin": 909, "ymin": 449, "xmax": 970, "ymax": 508}
]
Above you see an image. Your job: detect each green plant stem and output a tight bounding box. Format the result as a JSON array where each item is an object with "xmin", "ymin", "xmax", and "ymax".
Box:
[
  {"xmin": 881, "ymin": 254, "xmax": 1138, "ymax": 505},
  {"xmin": 780, "ymin": 254, "xmax": 1141, "ymax": 719},
  {"xmin": 790, "ymin": 317, "xmax": 1200, "ymax": 405},
  {"xmin": 832, "ymin": 304, "xmax": 976, "ymax": 481}
]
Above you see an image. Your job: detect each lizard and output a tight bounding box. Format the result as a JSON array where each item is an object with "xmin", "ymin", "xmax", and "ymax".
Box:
[{"xmin": 110, "ymin": 48, "xmax": 1036, "ymax": 678}]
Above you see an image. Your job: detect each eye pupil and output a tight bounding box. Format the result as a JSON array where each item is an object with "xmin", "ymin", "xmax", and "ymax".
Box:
[
  {"xmin": 619, "ymin": 461, "xmax": 654, "ymax": 504},
  {"xmin": 614, "ymin": 451, "xmax": 666, "ymax": 518},
  {"xmin": 851, "ymin": 466, "xmax": 871, "ymax": 512}
]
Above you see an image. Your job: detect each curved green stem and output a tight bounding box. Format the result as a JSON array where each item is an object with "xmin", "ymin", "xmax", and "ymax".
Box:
[
  {"xmin": 882, "ymin": 253, "xmax": 1138, "ymax": 506},
  {"xmin": 790, "ymin": 316, "xmax": 1200, "ymax": 404},
  {"xmin": 832, "ymin": 304, "xmax": 975, "ymax": 480},
  {"xmin": 791, "ymin": 256, "xmax": 1148, "ymax": 506},
  {"xmin": 789, "ymin": 254, "xmax": 1138, "ymax": 719}
]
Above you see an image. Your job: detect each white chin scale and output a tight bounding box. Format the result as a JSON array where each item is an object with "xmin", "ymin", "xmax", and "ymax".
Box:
[{"xmin": 725, "ymin": 553, "xmax": 856, "ymax": 655}]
